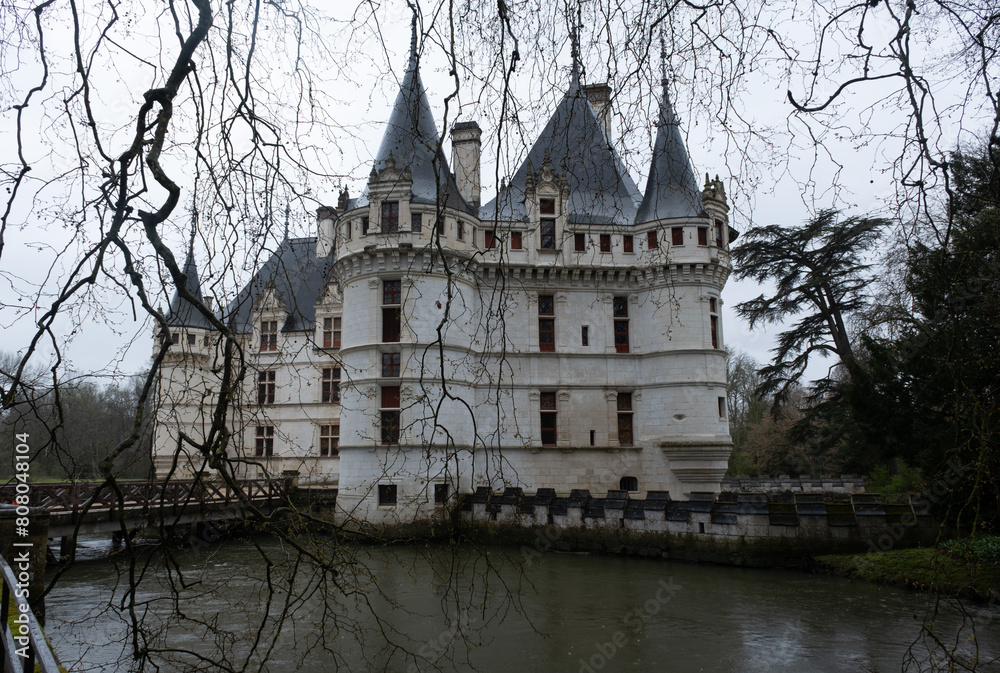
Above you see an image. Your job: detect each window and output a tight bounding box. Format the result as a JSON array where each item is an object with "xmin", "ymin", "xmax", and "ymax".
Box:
[
  {"xmin": 718, "ymin": 397, "xmax": 727, "ymax": 419},
  {"xmin": 715, "ymin": 220, "xmax": 724, "ymax": 247},
  {"xmin": 381, "ymin": 386, "xmax": 400, "ymax": 444},
  {"xmin": 620, "ymin": 476, "xmax": 639, "ymax": 492},
  {"xmin": 361, "ymin": 216, "xmax": 369, "ymax": 235},
  {"xmin": 345, "ymin": 220, "xmax": 352, "ymax": 240},
  {"xmin": 378, "ymin": 484, "xmax": 398, "ymax": 506},
  {"xmin": 510, "ymin": 232, "xmax": 523, "ymax": 250},
  {"xmin": 709, "ymin": 297, "xmax": 720, "ymax": 349},
  {"xmin": 540, "ymin": 198, "xmax": 555, "ymax": 215},
  {"xmin": 382, "ymin": 352, "xmax": 401, "ymax": 377},
  {"xmin": 574, "ymin": 233, "xmax": 586, "ymax": 252},
  {"xmin": 581, "ymin": 325, "xmax": 589, "ymax": 346},
  {"xmin": 382, "ymin": 280, "xmax": 401, "ymax": 343},
  {"xmin": 540, "ymin": 218, "xmax": 556, "ymax": 250},
  {"xmin": 457, "ymin": 221, "xmax": 465, "ymax": 240},
  {"xmin": 381, "ymin": 201, "xmax": 399, "ymax": 233},
  {"xmin": 698, "ymin": 226, "xmax": 708, "ymax": 246},
  {"xmin": 187, "ymin": 333, "xmax": 195, "ymax": 346},
  {"xmin": 540, "ymin": 392, "xmax": 557, "ymax": 446},
  {"xmin": 434, "ymin": 483, "xmax": 450, "ymax": 504},
  {"xmin": 485, "ymin": 231, "xmax": 497, "ymax": 249},
  {"xmin": 254, "ymin": 426, "xmax": 274, "ymax": 457},
  {"xmin": 320, "ymin": 424, "xmax": 339, "ymax": 456},
  {"xmin": 203, "ymin": 334, "xmax": 210, "ymax": 347},
  {"xmin": 623, "ymin": 235, "xmax": 634, "ymax": 253},
  {"xmin": 538, "ymin": 295, "xmax": 555, "ymax": 352},
  {"xmin": 323, "ymin": 317, "xmax": 342, "ymax": 349},
  {"xmin": 260, "ymin": 320, "xmax": 278, "ymax": 352},
  {"xmin": 321, "ymin": 367, "xmax": 341, "ymax": 403},
  {"xmin": 171, "ymin": 332, "xmax": 180, "ymax": 344},
  {"xmin": 613, "ymin": 297, "xmax": 630, "ymax": 354},
  {"xmin": 672, "ymin": 227, "xmax": 684, "ymax": 246},
  {"xmin": 258, "ymin": 370, "xmax": 275, "ymax": 405},
  {"xmin": 617, "ymin": 392, "xmax": 634, "ymax": 446},
  {"xmin": 411, "ymin": 212, "xmax": 422, "ymax": 233},
  {"xmin": 647, "ymin": 231, "xmax": 658, "ymax": 250},
  {"xmin": 437, "ymin": 218, "xmax": 445, "ymax": 236},
  {"xmin": 600, "ymin": 234, "xmax": 611, "ymax": 252}
]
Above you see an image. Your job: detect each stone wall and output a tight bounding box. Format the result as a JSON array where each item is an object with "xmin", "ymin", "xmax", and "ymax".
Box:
[
  {"xmin": 721, "ymin": 475, "xmax": 866, "ymax": 494},
  {"xmin": 459, "ymin": 487, "xmax": 939, "ymax": 565}
]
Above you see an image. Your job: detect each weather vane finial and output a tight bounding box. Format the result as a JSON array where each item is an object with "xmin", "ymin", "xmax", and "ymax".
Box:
[
  {"xmin": 283, "ymin": 204, "xmax": 290, "ymax": 241},
  {"xmin": 569, "ymin": 4, "xmax": 582, "ymax": 91},
  {"xmin": 660, "ymin": 29, "xmax": 668, "ymax": 84},
  {"xmin": 407, "ymin": 2, "xmax": 419, "ymax": 69},
  {"xmin": 188, "ymin": 205, "xmax": 198, "ymax": 256}
]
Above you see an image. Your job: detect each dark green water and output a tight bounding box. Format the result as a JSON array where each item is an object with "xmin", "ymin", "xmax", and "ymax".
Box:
[{"xmin": 45, "ymin": 536, "xmax": 1000, "ymax": 672}]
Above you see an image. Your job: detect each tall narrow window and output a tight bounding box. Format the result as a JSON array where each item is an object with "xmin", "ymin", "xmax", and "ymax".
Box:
[
  {"xmin": 581, "ymin": 325, "xmax": 589, "ymax": 346},
  {"xmin": 434, "ymin": 483, "xmax": 450, "ymax": 504},
  {"xmin": 485, "ymin": 231, "xmax": 497, "ymax": 249},
  {"xmin": 672, "ymin": 227, "xmax": 684, "ymax": 246},
  {"xmin": 718, "ymin": 397, "xmax": 727, "ymax": 419},
  {"xmin": 254, "ymin": 426, "xmax": 274, "ymax": 457},
  {"xmin": 540, "ymin": 392, "xmax": 557, "ymax": 446},
  {"xmin": 320, "ymin": 424, "xmax": 340, "ymax": 456},
  {"xmin": 411, "ymin": 212, "xmax": 422, "ymax": 233},
  {"xmin": 382, "ymin": 280, "xmax": 401, "ymax": 343},
  {"xmin": 709, "ymin": 297, "xmax": 720, "ymax": 349},
  {"xmin": 322, "ymin": 367, "xmax": 341, "ymax": 403},
  {"xmin": 623, "ymin": 235, "xmax": 634, "ymax": 253},
  {"xmin": 540, "ymin": 198, "xmax": 556, "ymax": 249},
  {"xmin": 362, "ymin": 216, "xmax": 369, "ymax": 235},
  {"xmin": 322, "ymin": 317, "xmax": 342, "ymax": 349},
  {"xmin": 538, "ymin": 295, "xmax": 555, "ymax": 352},
  {"xmin": 381, "ymin": 201, "xmax": 399, "ymax": 233},
  {"xmin": 617, "ymin": 392, "xmax": 634, "ymax": 446},
  {"xmin": 382, "ymin": 352, "xmax": 401, "ymax": 377},
  {"xmin": 510, "ymin": 232, "xmax": 523, "ymax": 250},
  {"xmin": 457, "ymin": 221, "xmax": 465, "ymax": 240},
  {"xmin": 260, "ymin": 320, "xmax": 278, "ymax": 352},
  {"xmin": 613, "ymin": 297, "xmax": 630, "ymax": 354},
  {"xmin": 698, "ymin": 226, "xmax": 708, "ymax": 246},
  {"xmin": 574, "ymin": 233, "xmax": 586, "ymax": 252},
  {"xmin": 647, "ymin": 231, "xmax": 658, "ymax": 250},
  {"xmin": 381, "ymin": 386, "xmax": 401, "ymax": 444},
  {"xmin": 345, "ymin": 220, "xmax": 352, "ymax": 240},
  {"xmin": 258, "ymin": 370, "xmax": 275, "ymax": 405},
  {"xmin": 715, "ymin": 220, "xmax": 724, "ymax": 247},
  {"xmin": 600, "ymin": 234, "xmax": 611, "ymax": 252},
  {"xmin": 437, "ymin": 218, "xmax": 445, "ymax": 236}
]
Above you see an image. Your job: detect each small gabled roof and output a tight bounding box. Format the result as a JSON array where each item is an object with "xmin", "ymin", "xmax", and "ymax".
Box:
[
  {"xmin": 225, "ymin": 237, "xmax": 333, "ymax": 334},
  {"xmin": 634, "ymin": 80, "xmax": 704, "ymax": 223},
  {"xmin": 481, "ymin": 78, "xmax": 642, "ymax": 227},
  {"xmin": 363, "ymin": 22, "xmax": 473, "ymax": 214},
  {"xmin": 166, "ymin": 230, "xmax": 214, "ymax": 330}
]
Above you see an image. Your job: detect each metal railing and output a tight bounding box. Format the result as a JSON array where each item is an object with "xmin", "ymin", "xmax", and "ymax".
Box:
[{"xmin": 0, "ymin": 553, "xmax": 60, "ymax": 673}]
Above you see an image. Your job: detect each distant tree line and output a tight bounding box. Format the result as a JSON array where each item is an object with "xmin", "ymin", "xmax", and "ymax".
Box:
[
  {"xmin": 0, "ymin": 353, "xmax": 152, "ymax": 480},
  {"xmin": 726, "ymin": 141, "xmax": 999, "ymax": 532}
]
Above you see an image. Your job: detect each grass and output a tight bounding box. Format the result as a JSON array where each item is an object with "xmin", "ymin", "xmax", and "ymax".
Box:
[{"xmin": 814, "ymin": 546, "xmax": 1000, "ymax": 601}]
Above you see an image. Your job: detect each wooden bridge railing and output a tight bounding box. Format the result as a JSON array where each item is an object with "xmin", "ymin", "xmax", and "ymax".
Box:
[{"xmin": 0, "ymin": 479, "xmax": 286, "ymax": 516}]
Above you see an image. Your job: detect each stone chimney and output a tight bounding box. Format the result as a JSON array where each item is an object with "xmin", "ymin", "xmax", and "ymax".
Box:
[
  {"xmin": 583, "ymin": 83, "xmax": 612, "ymax": 139},
  {"xmin": 451, "ymin": 121, "xmax": 482, "ymax": 207}
]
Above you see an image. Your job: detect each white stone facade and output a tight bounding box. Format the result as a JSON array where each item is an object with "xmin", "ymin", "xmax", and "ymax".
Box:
[{"xmin": 152, "ymin": 43, "xmax": 736, "ymax": 525}]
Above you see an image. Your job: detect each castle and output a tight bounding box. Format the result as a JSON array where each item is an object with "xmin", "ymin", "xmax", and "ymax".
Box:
[{"xmin": 152, "ymin": 30, "xmax": 736, "ymax": 524}]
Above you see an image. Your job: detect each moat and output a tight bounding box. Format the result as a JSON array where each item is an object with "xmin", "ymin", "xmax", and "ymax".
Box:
[{"xmin": 46, "ymin": 536, "xmax": 1000, "ymax": 672}]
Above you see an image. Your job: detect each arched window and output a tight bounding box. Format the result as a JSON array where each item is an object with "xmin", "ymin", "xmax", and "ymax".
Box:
[{"xmin": 620, "ymin": 476, "xmax": 638, "ymax": 492}]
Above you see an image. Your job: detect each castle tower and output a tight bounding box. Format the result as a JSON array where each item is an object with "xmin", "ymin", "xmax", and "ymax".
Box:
[{"xmin": 152, "ymin": 219, "xmax": 219, "ymax": 479}]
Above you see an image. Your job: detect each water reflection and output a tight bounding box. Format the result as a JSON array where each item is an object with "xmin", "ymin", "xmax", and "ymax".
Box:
[{"xmin": 45, "ymin": 538, "xmax": 999, "ymax": 672}]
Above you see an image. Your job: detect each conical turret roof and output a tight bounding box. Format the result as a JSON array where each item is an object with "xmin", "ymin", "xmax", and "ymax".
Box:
[
  {"xmin": 368, "ymin": 21, "xmax": 472, "ymax": 213},
  {"xmin": 634, "ymin": 80, "xmax": 704, "ymax": 223},
  {"xmin": 166, "ymin": 227, "xmax": 213, "ymax": 330}
]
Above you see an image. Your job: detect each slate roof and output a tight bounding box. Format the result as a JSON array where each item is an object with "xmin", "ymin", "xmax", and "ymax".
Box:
[
  {"xmin": 166, "ymin": 242, "xmax": 214, "ymax": 330},
  {"xmin": 481, "ymin": 79, "xmax": 643, "ymax": 227},
  {"xmin": 357, "ymin": 34, "xmax": 474, "ymax": 215},
  {"xmin": 634, "ymin": 81, "xmax": 705, "ymax": 223},
  {"xmin": 225, "ymin": 237, "xmax": 333, "ymax": 334}
]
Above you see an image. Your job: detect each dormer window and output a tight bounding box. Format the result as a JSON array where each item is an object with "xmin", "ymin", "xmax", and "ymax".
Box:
[{"xmin": 381, "ymin": 202, "xmax": 398, "ymax": 233}]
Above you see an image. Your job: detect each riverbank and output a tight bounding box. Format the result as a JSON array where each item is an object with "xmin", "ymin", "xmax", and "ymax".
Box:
[{"xmin": 812, "ymin": 547, "xmax": 1000, "ymax": 602}]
